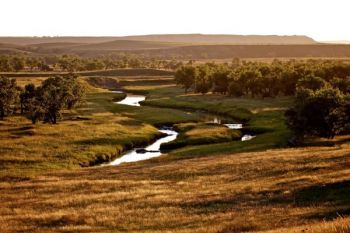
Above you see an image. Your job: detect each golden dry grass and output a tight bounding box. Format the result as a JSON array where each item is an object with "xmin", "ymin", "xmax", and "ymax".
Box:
[{"xmin": 1, "ymin": 144, "xmax": 350, "ymax": 232}]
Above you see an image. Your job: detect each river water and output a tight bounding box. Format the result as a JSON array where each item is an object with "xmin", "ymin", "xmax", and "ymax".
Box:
[
  {"xmin": 110, "ymin": 128, "xmax": 178, "ymax": 165},
  {"xmin": 116, "ymin": 94, "xmax": 146, "ymax": 107},
  {"xmin": 110, "ymin": 93, "xmax": 255, "ymax": 165}
]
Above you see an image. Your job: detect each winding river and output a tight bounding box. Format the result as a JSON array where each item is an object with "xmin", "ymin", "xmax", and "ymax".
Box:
[
  {"xmin": 116, "ymin": 94, "xmax": 146, "ymax": 107},
  {"xmin": 110, "ymin": 128, "xmax": 178, "ymax": 165},
  {"xmin": 109, "ymin": 93, "xmax": 255, "ymax": 165}
]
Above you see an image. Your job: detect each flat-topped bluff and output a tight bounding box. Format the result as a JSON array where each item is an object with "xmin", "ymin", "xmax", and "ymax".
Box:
[{"xmin": 0, "ymin": 34, "xmax": 316, "ymax": 45}]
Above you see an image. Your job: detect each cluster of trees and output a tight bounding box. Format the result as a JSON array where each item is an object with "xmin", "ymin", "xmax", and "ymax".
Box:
[
  {"xmin": 0, "ymin": 75, "xmax": 85, "ymax": 124},
  {"xmin": 0, "ymin": 56, "xmax": 52, "ymax": 72},
  {"xmin": 0, "ymin": 55, "xmax": 186, "ymax": 72},
  {"xmin": 56, "ymin": 55, "xmax": 185, "ymax": 72},
  {"xmin": 175, "ymin": 59, "xmax": 350, "ymax": 140},
  {"xmin": 286, "ymin": 86, "xmax": 350, "ymax": 141},
  {"xmin": 175, "ymin": 59, "xmax": 350, "ymax": 97}
]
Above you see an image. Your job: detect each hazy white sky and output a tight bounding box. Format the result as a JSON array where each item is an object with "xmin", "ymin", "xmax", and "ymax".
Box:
[{"xmin": 1, "ymin": 0, "xmax": 349, "ymax": 41}]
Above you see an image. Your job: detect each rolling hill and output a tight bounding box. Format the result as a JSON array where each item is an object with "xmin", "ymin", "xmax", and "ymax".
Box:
[
  {"xmin": 121, "ymin": 34, "xmax": 317, "ymax": 44},
  {"xmin": 0, "ymin": 34, "xmax": 317, "ymax": 46},
  {"xmin": 0, "ymin": 34, "xmax": 349, "ymax": 59}
]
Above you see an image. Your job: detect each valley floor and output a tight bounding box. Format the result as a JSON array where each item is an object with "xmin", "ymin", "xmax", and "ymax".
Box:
[{"xmin": 1, "ymin": 74, "xmax": 350, "ymax": 232}]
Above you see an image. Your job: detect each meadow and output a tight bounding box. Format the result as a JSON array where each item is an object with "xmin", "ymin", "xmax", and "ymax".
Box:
[
  {"xmin": 1, "ymin": 143, "xmax": 349, "ymax": 232},
  {"xmin": 1, "ymin": 73, "xmax": 349, "ymax": 232}
]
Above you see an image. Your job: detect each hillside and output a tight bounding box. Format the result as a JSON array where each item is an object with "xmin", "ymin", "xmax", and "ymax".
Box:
[
  {"xmin": 0, "ymin": 34, "xmax": 317, "ymax": 46},
  {"xmin": 71, "ymin": 40, "xmax": 185, "ymax": 51},
  {"xmin": 0, "ymin": 37, "xmax": 116, "ymax": 45},
  {"xmin": 122, "ymin": 34, "xmax": 317, "ymax": 44},
  {"xmin": 1, "ymin": 145, "xmax": 349, "ymax": 232},
  {"xmin": 0, "ymin": 35, "xmax": 349, "ymax": 59}
]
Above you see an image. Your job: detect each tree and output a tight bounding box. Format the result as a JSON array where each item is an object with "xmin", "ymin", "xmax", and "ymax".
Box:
[
  {"xmin": 194, "ymin": 65, "xmax": 213, "ymax": 94},
  {"xmin": 58, "ymin": 55, "xmax": 81, "ymax": 72},
  {"xmin": 63, "ymin": 75, "xmax": 86, "ymax": 109},
  {"xmin": 27, "ymin": 75, "xmax": 85, "ymax": 124},
  {"xmin": 20, "ymin": 83, "xmax": 36, "ymax": 114},
  {"xmin": 212, "ymin": 66, "xmax": 230, "ymax": 94},
  {"xmin": 296, "ymin": 74, "xmax": 329, "ymax": 91},
  {"xmin": 0, "ymin": 56, "xmax": 12, "ymax": 72},
  {"xmin": 280, "ymin": 67, "xmax": 299, "ymax": 96},
  {"xmin": 331, "ymin": 76, "xmax": 350, "ymax": 94},
  {"xmin": 0, "ymin": 76, "xmax": 20, "ymax": 119},
  {"xmin": 10, "ymin": 56, "xmax": 25, "ymax": 72},
  {"xmin": 285, "ymin": 87, "xmax": 349, "ymax": 140},
  {"xmin": 26, "ymin": 57, "xmax": 39, "ymax": 71},
  {"xmin": 174, "ymin": 66, "xmax": 196, "ymax": 93}
]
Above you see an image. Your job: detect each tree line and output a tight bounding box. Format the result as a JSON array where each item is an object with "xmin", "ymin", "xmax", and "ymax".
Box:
[
  {"xmin": 0, "ymin": 75, "xmax": 85, "ymax": 124},
  {"xmin": 175, "ymin": 59, "xmax": 350, "ymax": 140},
  {"xmin": 0, "ymin": 55, "xmax": 186, "ymax": 72},
  {"xmin": 175, "ymin": 59, "xmax": 350, "ymax": 97}
]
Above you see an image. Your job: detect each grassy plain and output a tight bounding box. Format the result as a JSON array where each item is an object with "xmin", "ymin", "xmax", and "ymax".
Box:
[
  {"xmin": 1, "ymin": 73, "xmax": 350, "ymax": 232},
  {"xmin": 1, "ymin": 144, "xmax": 350, "ymax": 232}
]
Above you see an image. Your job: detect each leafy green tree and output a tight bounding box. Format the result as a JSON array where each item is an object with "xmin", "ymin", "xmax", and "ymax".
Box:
[
  {"xmin": 286, "ymin": 87, "xmax": 349, "ymax": 139},
  {"xmin": 331, "ymin": 77, "xmax": 350, "ymax": 94},
  {"xmin": 280, "ymin": 67, "xmax": 299, "ymax": 96},
  {"xmin": 64, "ymin": 75, "xmax": 86, "ymax": 109},
  {"xmin": 174, "ymin": 66, "xmax": 196, "ymax": 93},
  {"xmin": 0, "ymin": 76, "xmax": 20, "ymax": 119},
  {"xmin": 296, "ymin": 74, "xmax": 329, "ymax": 91},
  {"xmin": 20, "ymin": 83, "xmax": 36, "ymax": 114},
  {"xmin": 28, "ymin": 75, "xmax": 85, "ymax": 124},
  {"xmin": 212, "ymin": 68, "xmax": 230, "ymax": 94},
  {"xmin": 10, "ymin": 56, "xmax": 25, "ymax": 72},
  {"xmin": 194, "ymin": 65, "xmax": 213, "ymax": 94},
  {"xmin": 0, "ymin": 56, "xmax": 12, "ymax": 72},
  {"xmin": 25, "ymin": 57, "xmax": 39, "ymax": 71},
  {"xmin": 58, "ymin": 55, "xmax": 81, "ymax": 72}
]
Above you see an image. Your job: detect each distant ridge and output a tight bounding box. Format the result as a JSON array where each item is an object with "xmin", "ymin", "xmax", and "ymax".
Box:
[
  {"xmin": 121, "ymin": 34, "xmax": 316, "ymax": 44},
  {"xmin": 1, "ymin": 34, "xmax": 349, "ymax": 59},
  {"xmin": 321, "ymin": 40, "xmax": 350, "ymax": 44},
  {"xmin": 0, "ymin": 34, "xmax": 316, "ymax": 45}
]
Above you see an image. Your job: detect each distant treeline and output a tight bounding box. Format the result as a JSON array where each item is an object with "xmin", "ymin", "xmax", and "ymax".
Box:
[
  {"xmin": 175, "ymin": 59, "xmax": 350, "ymax": 140},
  {"xmin": 0, "ymin": 55, "xmax": 185, "ymax": 72},
  {"xmin": 126, "ymin": 44, "xmax": 350, "ymax": 59},
  {"xmin": 175, "ymin": 59, "xmax": 350, "ymax": 97}
]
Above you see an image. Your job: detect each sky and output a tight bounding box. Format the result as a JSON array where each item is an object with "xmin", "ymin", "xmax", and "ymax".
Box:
[{"xmin": 0, "ymin": 0, "xmax": 349, "ymax": 41}]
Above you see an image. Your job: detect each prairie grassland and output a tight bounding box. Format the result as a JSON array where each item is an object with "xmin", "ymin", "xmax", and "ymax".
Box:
[
  {"xmin": 1, "ymin": 144, "xmax": 349, "ymax": 232},
  {"xmin": 2, "ymin": 74, "xmax": 350, "ymax": 233}
]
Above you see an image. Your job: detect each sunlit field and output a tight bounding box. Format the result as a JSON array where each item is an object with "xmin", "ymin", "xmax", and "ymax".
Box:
[{"xmin": 1, "ymin": 72, "xmax": 349, "ymax": 232}]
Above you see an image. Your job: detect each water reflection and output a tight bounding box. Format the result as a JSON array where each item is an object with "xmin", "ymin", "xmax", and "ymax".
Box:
[
  {"xmin": 109, "ymin": 129, "xmax": 178, "ymax": 165},
  {"xmin": 116, "ymin": 94, "xmax": 146, "ymax": 107}
]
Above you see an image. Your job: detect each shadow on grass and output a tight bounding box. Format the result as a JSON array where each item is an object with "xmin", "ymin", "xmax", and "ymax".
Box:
[
  {"xmin": 74, "ymin": 137, "xmax": 127, "ymax": 146},
  {"xmin": 178, "ymin": 180, "xmax": 350, "ymax": 223},
  {"xmin": 117, "ymin": 118, "xmax": 144, "ymax": 127},
  {"xmin": 294, "ymin": 180, "xmax": 350, "ymax": 206}
]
